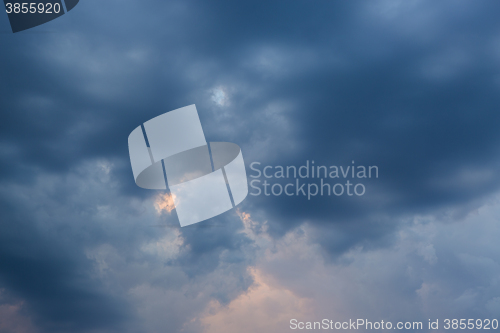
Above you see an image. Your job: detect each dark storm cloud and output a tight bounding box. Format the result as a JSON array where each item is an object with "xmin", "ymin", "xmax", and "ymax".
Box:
[{"xmin": 1, "ymin": 0, "xmax": 500, "ymax": 331}]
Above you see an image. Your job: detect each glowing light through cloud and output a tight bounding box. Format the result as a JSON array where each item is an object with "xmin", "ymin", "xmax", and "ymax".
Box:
[{"xmin": 211, "ymin": 87, "xmax": 229, "ymax": 106}]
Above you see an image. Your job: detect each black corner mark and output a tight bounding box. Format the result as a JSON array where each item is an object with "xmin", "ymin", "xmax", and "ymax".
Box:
[
  {"xmin": 4, "ymin": 0, "xmax": 79, "ymax": 33},
  {"xmin": 64, "ymin": 0, "xmax": 78, "ymax": 11}
]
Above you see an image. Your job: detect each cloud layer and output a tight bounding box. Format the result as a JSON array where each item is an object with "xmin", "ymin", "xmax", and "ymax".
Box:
[{"xmin": 1, "ymin": 0, "xmax": 500, "ymax": 332}]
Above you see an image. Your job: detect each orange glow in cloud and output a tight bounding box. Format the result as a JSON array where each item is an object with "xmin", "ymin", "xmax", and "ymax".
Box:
[
  {"xmin": 200, "ymin": 268, "xmax": 313, "ymax": 333},
  {"xmin": 154, "ymin": 193, "xmax": 176, "ymax": 214}
]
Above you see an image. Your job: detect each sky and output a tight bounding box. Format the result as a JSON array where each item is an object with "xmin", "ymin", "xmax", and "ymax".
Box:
[{"xmin": 1, "ymin": 0, "xmax": 500, "ymax": 332}]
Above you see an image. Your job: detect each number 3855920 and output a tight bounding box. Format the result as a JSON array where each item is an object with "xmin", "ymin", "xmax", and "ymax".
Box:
[{"xmin": 5, "ymin": 3, "xmax": 62, "ymax": 14}]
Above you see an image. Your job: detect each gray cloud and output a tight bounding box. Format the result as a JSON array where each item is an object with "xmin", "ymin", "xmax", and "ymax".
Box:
[{"xmin": 1, "ymin": 0, "xmax": 500, "ymax": 331}]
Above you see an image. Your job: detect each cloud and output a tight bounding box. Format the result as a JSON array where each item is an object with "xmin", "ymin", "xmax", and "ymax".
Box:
[
  {"xmin": 154, "ymin": 193, "xmax": 177, "ymax": 214},
  {"xmin": 211, "ymin": 87, "xmax": 229, "ymax": 107},
  {"xmin": 2, "ymin": 0, "xmax": 500, "ymax": 331},
  {"xmin": 0, "ymin": 290, "xmax": 38, "ymax": 333}
]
